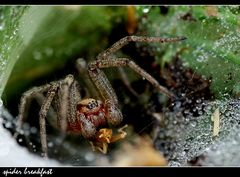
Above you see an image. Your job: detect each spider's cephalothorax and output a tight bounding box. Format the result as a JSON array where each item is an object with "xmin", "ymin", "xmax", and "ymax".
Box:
[
  {"xmin": 67, "ymin": 98, "xmax": 106, "ymax": 134},
  {"xmin": 68, "ymin": 98, "xmax": 123, "ymax": 139},
  {"xmin": 15, "ymin": 35, "xmax": 186, "ymax": 158}
]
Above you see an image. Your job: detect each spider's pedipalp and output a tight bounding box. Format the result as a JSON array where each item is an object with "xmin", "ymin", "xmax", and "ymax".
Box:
[
  {"xmin": 105, "ymin": 99, "xmax": 123, "ymax": 126},
  {"xmin": 77, "ymin": 111, "xmax": 97, "ymax": 139}
]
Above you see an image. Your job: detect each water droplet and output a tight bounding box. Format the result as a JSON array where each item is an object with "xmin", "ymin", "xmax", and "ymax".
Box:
[
  {"xmin": 5, "ymin": 122, "xmax": 12, "ymax": 128},
  {"xmin": 190, "ymin": 122, "xmax": 197, "ymax": 127},
  {"xmin": 225, "ymin": 111, "xmax": 230, "ymax": 117},
  {"xmin": 85, "ymin": 152, "xmax": 95, "ymax": 162},
  {"xmin": 169, "ymin": 161, "xmax": 181, "ymax": 167},
  {"xmin": 198, "ymin": 111, "xmax": 203, "ymax": 115},
  {"xmin": 196, "ymin": 99, "xmax": 202, "ymax": 104},
  {"xmin": 143, "ymin": 7, "xmax": 150, "ymax": 14},
  {"xmin": 48, "ymin": 142, "xmax": 54, "ymax": 148},
  {"xmin": 33, "ymin": 50, "xmax": 42, "ymax": 60},
  {"xmin": 30, "ymin": 127, "xmax": 37, "ymax": 134},
  {"xmin": 19, "ymin": 130, "xmax": 24, "ymax": 135},
  {"xmin": 0, "ymin": 22, "xmax": 5, "ymax": 31},
  {"xmin": 173, "ymin": 101, "xmax": 181, "ymax": 110},
  {"xmin": 44, "ymin": 47, "xmax": 53, "ymax": 56},
  {"xmin": 23, "ymin": 123, "xmax": 30, "ymax": 130}
]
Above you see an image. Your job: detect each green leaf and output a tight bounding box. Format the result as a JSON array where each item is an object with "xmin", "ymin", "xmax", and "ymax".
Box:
[
  {"xmin": 137, "ymin": 6, "xmax": 240, "ymax": 98},
  {"xmin": 0, "ymin": 6, "xmax": 53, "ymax": 97},
  {"xmin": 1, "ymin": 6, "xmax": 126, "ymax": 100}
]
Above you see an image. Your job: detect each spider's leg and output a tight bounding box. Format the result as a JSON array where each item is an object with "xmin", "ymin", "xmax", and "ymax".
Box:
[
  {"xmin": 97, "ymin": 36, "xmax": 186, "ymax": 61},
  {"xmin": 118, "ymin": 67, "xmax": 139, "ymax": 97},
  {"xmin": 76, "ymin": 58, "xmax": 100, "ymax": 98},
  {"xmin": 67, "ymin": 77, "xmax": 82, "ymax": 129},
  {"xmin": 88, "ymin": 65, "xmax": 118, "ymax": 104},
  {"xmin": 57, "ymin": 76, "xmax": 71, "ymax": 132},
  {"xmin": 39, "ymin": 83, "xmax": 59, "ymax": 158},
  {"xmin": 88, "ymin": 36, "xmax": 186, "ymax": 125},
  {"xmin": 56, "ymin": 75, "xmax": 80, "ymax": 132},
  {"xmin": 95, "ymin": 36, "xmax": 186, "ymax": 99},
  {"xmin": 34, "ymin": 93, "xmax": 58, "ymax": 129},
  {"xmin": 89, "ymin": 58, "xmax": 175, "ymax": 99},
  {"xmin": 15, "ymin": 84, "xmax": 53, "ymax": 138},
  {"xmin": 22, "ymin": 93, "xmax": 58, "ymax": 153}
]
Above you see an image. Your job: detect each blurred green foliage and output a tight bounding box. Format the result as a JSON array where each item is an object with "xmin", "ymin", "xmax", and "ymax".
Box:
[
  {"xmin": 1, "ymin": 6, "xmax": 126, "ymax": 100},
  {"xmin": 0, "ymin": 6, "xmax": 49, "ymax": 97}
]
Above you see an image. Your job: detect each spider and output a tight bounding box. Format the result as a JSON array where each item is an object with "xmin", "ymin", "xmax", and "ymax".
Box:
[{"xmin": 15, "ymin": 36, "xmax": 186, "ymax": 158}]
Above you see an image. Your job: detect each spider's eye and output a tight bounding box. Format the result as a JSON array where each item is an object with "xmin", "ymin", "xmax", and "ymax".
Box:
[
  {"xmin": 77, "ymin": 98, "xmax": 102, "ymax": 113},
  {"xmin": 87, "ymin": 100, "xmax": 99, "ymax": 110},
  {"xmin": 87, "ymin": 103, "xmax": 93, "ymax": 110}
]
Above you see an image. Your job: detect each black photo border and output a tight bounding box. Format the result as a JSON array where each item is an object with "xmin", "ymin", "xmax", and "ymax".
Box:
[{"xmin": 0, "ymin": 1, "xmax": 240, "ymax": 177}]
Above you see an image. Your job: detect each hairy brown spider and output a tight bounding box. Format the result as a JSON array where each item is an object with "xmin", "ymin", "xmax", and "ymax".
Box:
[{"xmin": 15, "ymin": 36, "xmax": 186, "ymax": 158}]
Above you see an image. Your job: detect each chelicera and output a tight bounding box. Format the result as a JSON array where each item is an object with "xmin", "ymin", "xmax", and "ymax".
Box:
[{"xmin": 14, "ymin": 36, "xmax": 186, "ymax": 158}]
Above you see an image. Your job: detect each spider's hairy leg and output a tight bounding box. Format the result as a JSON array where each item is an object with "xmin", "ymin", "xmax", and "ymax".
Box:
[
  {"xmin": 88, "ymin": 66, "xmax": 118, "ymax": 104},
  {"xmin": 97, "ymin": 36, "xmax": 187, "ymax": 60},
  {"xmin": 118, "ymin": 67, "xmax": 139, "ymax": 97},
  {"xmin": 76, "ymin": 58, "xmax": 100, "ymax": 98},
  {"xmin": 94, "ymin": 35, "xmax": 186, "ymax": 99},
  {"xmin": 34, "ymin": 93, "xmax": 58, "ymax": 129},
  {"xmin": 56, "ymin": 75, "xmax": 74, "ymax": 132},
  {"xmin": 89, "ymin": 58, "xmax": 175, "ymax": 99},
  {"xmin": 39, "ymin": 83, "xmax": 59, "ymax": 158},
  {"xmin": 68, "ymin": 80, "xmax": 82, "ymax": 124},
  {"xmin": 15, "ymin": 84, "xmax": 54, "ymax": 138},
  {"xmin": 58, "ymin": 74, "xmax": 82, "ymax": 132}
]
